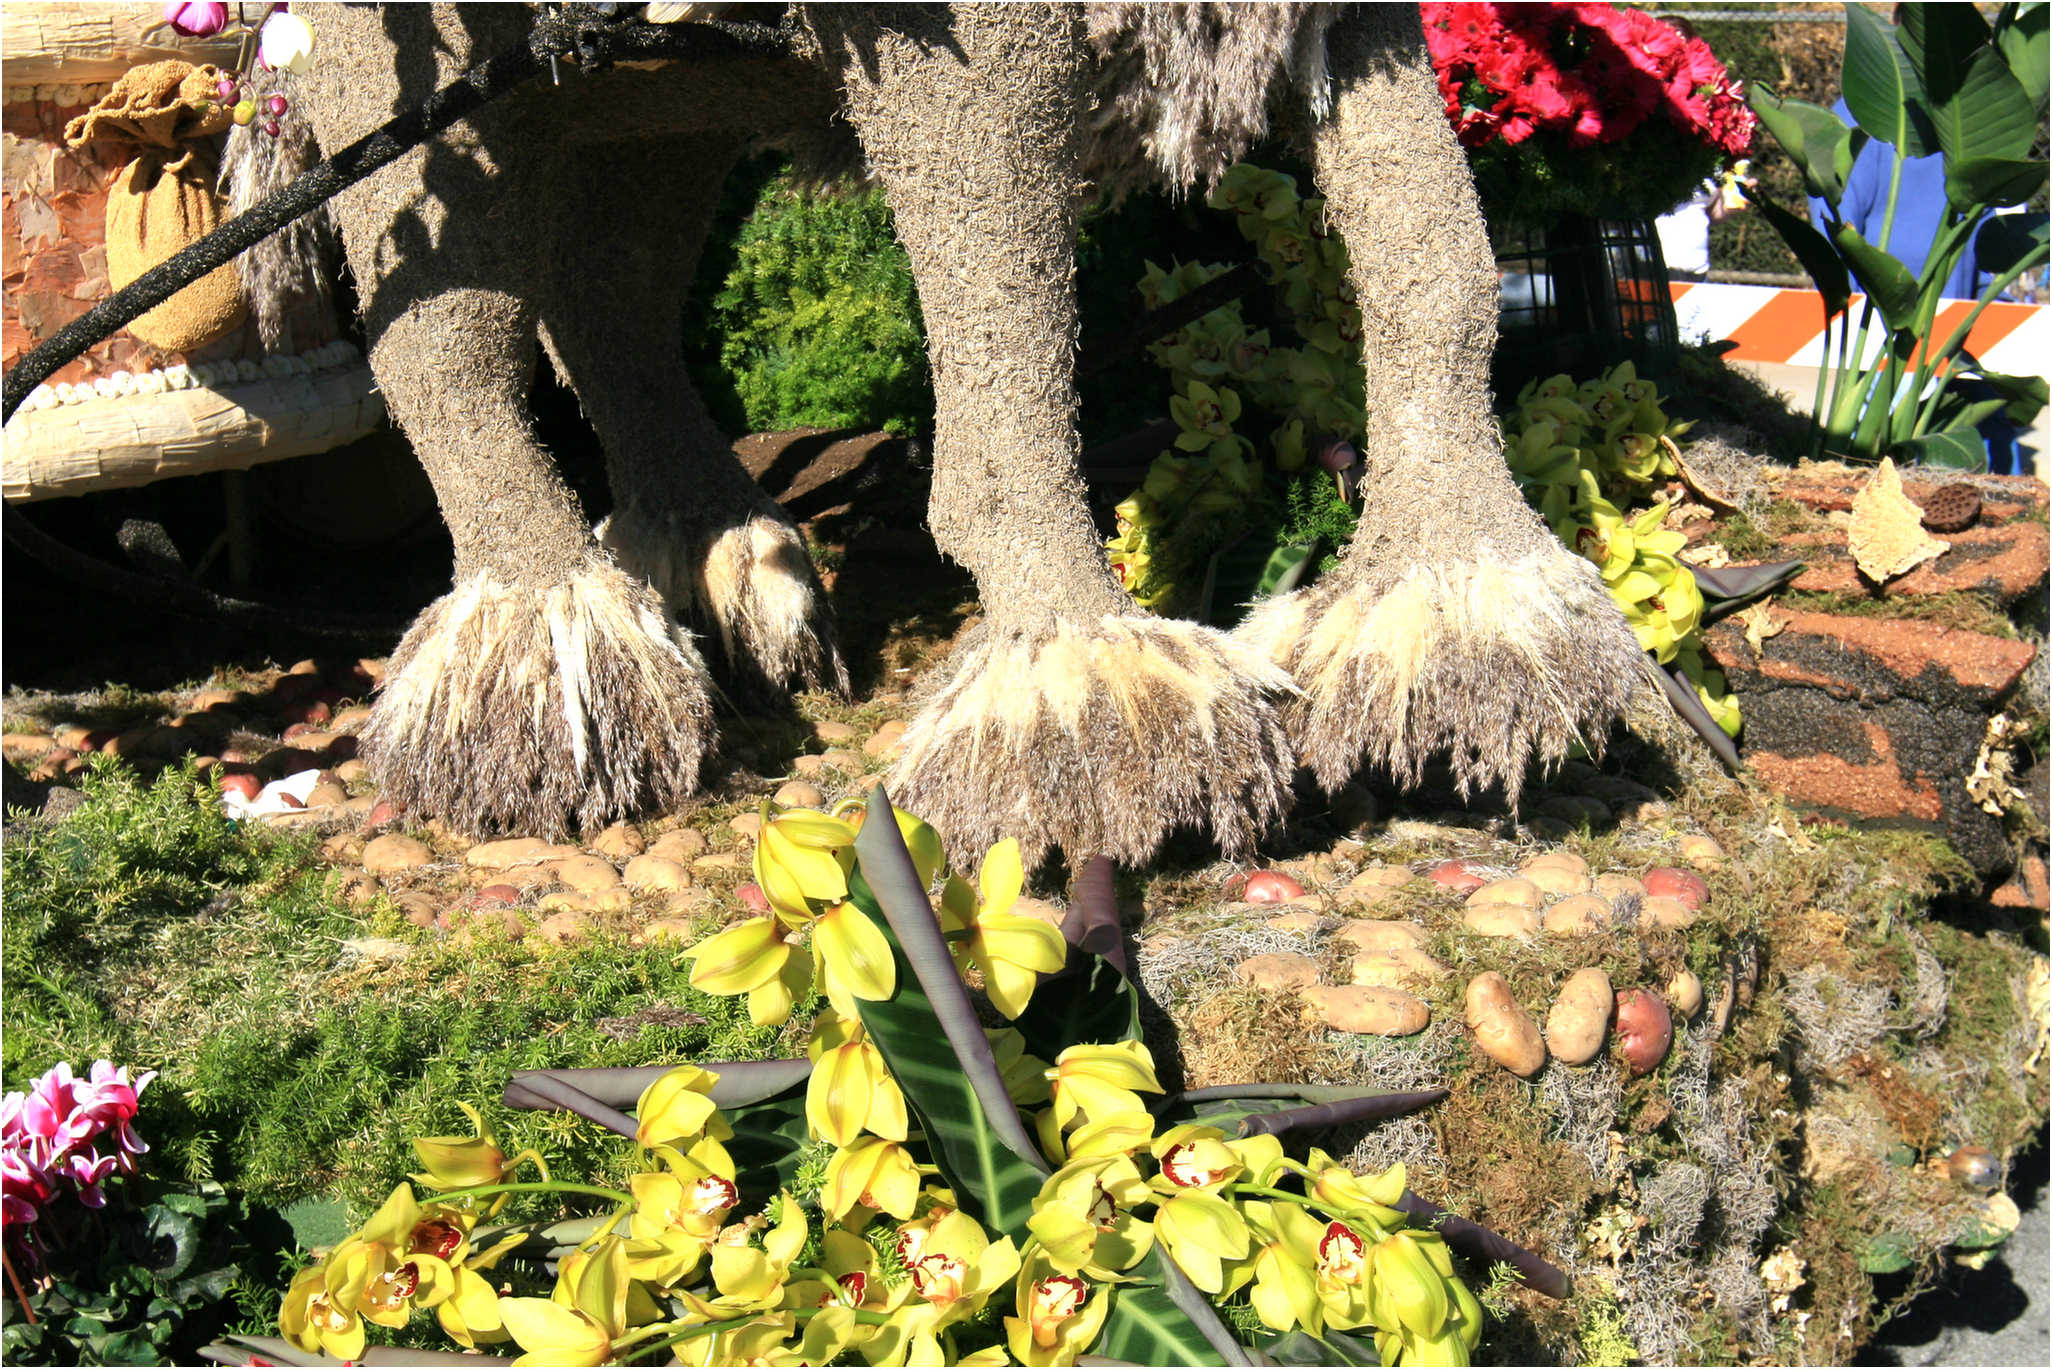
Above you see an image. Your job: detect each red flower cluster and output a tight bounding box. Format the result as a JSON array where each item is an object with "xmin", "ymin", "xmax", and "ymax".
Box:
[{"xmin": 1423, "ymin": 2, "xmax": 1755, "ymax": 160}]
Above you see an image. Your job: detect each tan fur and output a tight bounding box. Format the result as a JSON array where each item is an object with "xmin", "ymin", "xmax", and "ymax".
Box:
[
  {"xmin": 1237, "ymin": 545, "xmax": 1654, "ymax": 803},
  {"xmin": 889, "ymin": 614, "xmax": 1297, "ymax": 868},
  {"xmin": 364, "ymin": 560, "xmax": 714, "ymax": 838}
]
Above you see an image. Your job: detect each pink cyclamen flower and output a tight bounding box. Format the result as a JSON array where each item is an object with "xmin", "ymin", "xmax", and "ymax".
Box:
[
  {"xmin": 163, "ymin": 2, "xmax": 230, "ymax": 37},
  {"xmin": 22, "ymin": 1063, "xmax": 99, "ymax": 1154},
  {"xmin": 1, "ymin": 1145, "xmax": 57, "ymax": 1216},
  {"xmin": 59, "ymin": 1148, "xmax": 119, "ymax": 1209}
]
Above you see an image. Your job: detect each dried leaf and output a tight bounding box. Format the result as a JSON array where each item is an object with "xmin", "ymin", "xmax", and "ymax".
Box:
[
  {"xmin": 1739, "ymin": 603, "xmax": 1785, "ymax": 657},
  {"xmin": 1664, "ymin": 434, "xmax": 1739, "ymax": 513},
  {"xmin": 1848, "ymin": 458, "xmax": 1948, "ymax": 582}
]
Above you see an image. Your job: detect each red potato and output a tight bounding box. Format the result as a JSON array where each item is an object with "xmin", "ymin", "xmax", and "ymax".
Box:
[
  {"xmin": 474, "ymin": 884, "xmax": 521, "ymax": 909},
  {"xmin": 1427, "ymin": 859, "xmax": 1488, "ymax": 893},
  {"xmin": 1643, "ymin": 867, "xmax": 1709, "ymax": 910},
  {"xmin": 1241, "ymin": 870, "xmax": 1307, "ymax": 904},
  {"xmin": 736, "ymin": 883, "xmax": 771, "ymax": 913},
  {"xmin": 365, "ymin": 799, "xmax": 402, "ymax": 829},
  {"xmin": 218, "ymin": 772, "xmax": 262, "ymax": 803},
  {"xmin": 1613, "ymin": 988, "xmax": 1674, "ymax": 1076}
]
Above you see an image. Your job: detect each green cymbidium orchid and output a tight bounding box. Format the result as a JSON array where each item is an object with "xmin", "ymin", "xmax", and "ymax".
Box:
[
  {"xmin": 1170, "ymin": 382, "xmax": 1243, "ymax": 451},
  {"xmin": 1005, "ymin": 1250, "xmax": 1112, "ymax": 1367},
  {"xmin": 410, "ymin": 1101, "xmax": 547, "ymax": 1200},
  {"xmin": 1676, "ymin": 646, "xmax": 1742, "ymax": 738},
  {"xmin": 1238, "ymin": 1200, "xmax": 1327, "ymax": 1336},
  {"xmin": 1026, "ymin": 1154, "xmax": 1155, "ymax": 1278},
  {"xmin": 940, "ymin": 838, "xmax": 1066, "ymax": 1019},
  {"xmin": 634, "ymin": 1064, "xmax": 731, "ymax": 1151}
]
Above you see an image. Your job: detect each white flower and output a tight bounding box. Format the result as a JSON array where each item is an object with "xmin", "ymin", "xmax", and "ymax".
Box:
[{"xmin": 259, "ymin": 11, "xmax": 315, "ymax": 74}]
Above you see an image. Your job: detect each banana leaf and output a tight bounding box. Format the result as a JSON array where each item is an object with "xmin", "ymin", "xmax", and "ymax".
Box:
[
  {"xmin": 503, "ymin": 1058, "xmax": 812, "ymax": 1111},
  {"xmin": 1692, "ymin": 560, "xmax": 1805, "ymax": 624},
  {"xmin": 498, "ymin": 1072, "xmax": 637, "ymax": 1139},
  {"xmin": 1843, "ymin": 5, "xmax": 1938, "ymax": 158},
  {"xmin": 1398, "ymin": 1193, "xmax": 1571, "ymax": 1299},
  {"xmin": 1895, "ymin": 429, "xmax": 1990, "ymax": 471},
  {"xmin": 1013, "ymin": 854, "xmax": 1143, "ymax": 1058},
  {"xmin": 1260, "ymin": 1329, "xmax": 1380, "ymax": 1365},
  {"xmin": 1090, "ymin": 1250, "xmax": 1250, "ymax": 1367},
  {"xmin": 723, "ymin": 1089, "xmax": 815, "ymax": 1202},
  {"xmin": 1655, "ymin": 661, "xmax": 1741, "ymax": 773}
]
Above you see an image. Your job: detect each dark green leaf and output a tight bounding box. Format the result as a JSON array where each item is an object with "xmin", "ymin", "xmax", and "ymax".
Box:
[
  {"xmin": 1090, "ymin": 1251, "xmax": 1244, "ymax": 1366},
  {"xmin": 1899, "ymin": 1, "xmax": 1990, "ymax": 84},
  {"xmin": 1995, "ymin": 1, "xmax": 2049, "ymax": 107},
  {"xmin": 1746, "ymin": 191, "xmax": 1852, "ymax": 318},
  {"xmin": 1969, "ymin": 368, "xmax": 2050, "ymax": 426},
  {"xmin": 1256, "ymin": 541, "xmax": 1320, "ymax": 599},
  {"xmin": 1894, "ymin": 430, "xmax": 1989, "ymax": 470},
  {"xmin": 141, "ymin": 1206, "xmax": 203, "ymax": 1281},
  {"xmin": 1844, "ymin": 6, "xmax": 1939, "ymax": 157},
  {"xmin": 1829, "ymin": 224, "xmax": 1922, "ymax": 328},
  {"xmin": 1860, "ymin": 1232, "xmax": 1917, "ymax": 1274},
  {"xmin": 1931, "ymin": 396, "xmax": 2009, "ymax": 435},
  {"xmin": 1696, "ymin": 561, "xmax": 1806, "ymax": 622},
  {"xmin": 1975, "ymin": 211, "xmax": 2049, "ymax": 273},
  {"xmin": 1261, "ymin": 1329, "xmax": 1382, "ymax": 1365},
  {"xmin": 280, "ymin": 1196, "xmax": 350, "ymax": 1253},
  {"xmin": 1747, "ymin": 88, "xmax": 1864, "ymax": 205},
  {"xmin": 1928, "ymin": 47, "xmax": 2036, "ymax": 167},
  {"xmin": 1946, "ymin": 156, "xmax": 2049, "ymax": 208},
  {"xmin": 721, "ymin": 1090, "xmax": 813, "ymax": 1202}
]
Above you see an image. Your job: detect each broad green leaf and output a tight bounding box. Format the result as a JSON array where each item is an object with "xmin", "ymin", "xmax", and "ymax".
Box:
[
  {"xmin": 1946, "ymin": 155, "xmax": 2050, "ymax": 208},
  {"xmin": 1928, "ymin": 395, "xmax": 2009, "ymax": 436},
  {"xmin": 1894, "ymin": 429, "xmax": 1989, "ymax": 470},
  {"xmin": 1975, "ymin": 211, "xmax": 2049, "ymax": 273},
  {"xmin": 1843, "ymin": 6, "xmax": 1939, "ymax": 156},
  {"xmin": 846, "ymin": 868, "xmax": 1047, "ymax": 1238},
  {"xmin": 280, "ymin": 1195, "xmax": 351, "ymax": 1252},
  {"xmin": 1153, "ymin": 1084, "xmax": 1447, "ymax": 1139},
  {"xmin": 1995, "ymin": 1, "xmax": 2049, "ymax": 107},
  {"xmin": 1829, "ymin": 224, "xmax": 1921, "ymax": 328},
  {"xmin": 723, "ymin": 1089, "xmax": 813, "ymax": 1202},
  {"xmin": 1860, "ymin": 1232, "xmax": 1917, "ymax": 1274},
  {"xmin": 1262, "ymin": 1329, "xmax": 1382, "ymax": 1365},
  {"xmin": 1257, "ymin": 540, "xmax": 1320, "ymax": 598},
  {"xmin": 1747, "ymin": 191, "xmax": 1852, "ymax": 319},
  {"xmin": 1091, "ymin": 1248, "xmax": 1247, "ymax": 1366},
  {"xmin": 1905, "ymin": 1, "xmax": 2034, "ymax": 168},
  {"xmin": 1971, "ymin": 368, "xmax": 2050, "ymax": 426},
  {"xmin": 1747, "ymin": 87, "xmax": 1864, "ymax": 205}
]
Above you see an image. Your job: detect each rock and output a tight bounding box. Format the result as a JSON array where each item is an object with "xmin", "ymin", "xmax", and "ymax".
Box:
[
  {"xmin": 863, "ymin": 720, "xmax": 909, "ymax": 760},
  {"xmin": 623, "ymin": 855, "xmax": 693, "ymax": 894},
  {"xmin": 1594, "ymin": 873, "xmax": 1646, "ymax": 902},
  {"xmin": 729, "ymin": 813, "xmax": 762, "ymax": 840},
  {"xmin": 306, "ymin": 780, "xmax": 348, "ymax": 808},
  {"xmin": 467, "ymin": 837, "xmax": 578, "ymax": 869},
  {"xmin": 1546, "ymin": 967, "xmax": 1613, "ymax": 1065},
  {"xmin": 1676, "ymin": 834, "xmax": 1725, "ymax": 872},
  {"xmin": 1644, "ymin": 867, "xmax": 1710, "ymax": 909},
  {"xmin": 1466, "ymin": 878, "xmax": 1542, "ymax": 912},
  {"xmin": 1462, "ymin": 904, "xmax": 1539, "ymax": 939},
  {"xmin": 1667, "ymin": 968, "xmax": 1705, "ymax": 1019},
  {"xmin": 650, "ymin": 829, "xmax": 710, "ymax": 863},
  {"xmin": 1465, "ymin": 972, "xmax": 1546, "ymax": 1076},
  {"xmin": 363, "ymin": 834, "xmax": 434, "ymax": 874},
  {"xmin": 1303, "ymin": 985, "xmax": 1429, "ymax": 1036},
  {"xmin": 1333, "ymin": 919, "xmax": 1431, "ymax": 954},
  {"xmin": 1542, "ymin": 894, "xmax": 1612, "ymax": 936},
  {"xmin": 1233, "ymin": 953, "xmax": 1323, "ymax": 992},
  {"xmin": 334, "ymin": 758, "xmax": 371, "ymax": 784},
  {"xmin": 2, "ymin": 733, "xmax": 57, "ymax": 764},
  {"xmin": 329, "ymin": 870, "xmax": 379, "ymax": 906},
  {"xmin": 774, "ymin": 780, "xmax": 824, "ymax": 809},
  {"xmin": 1427, "ymin": 859, "xmax": 1488, "ymax": 893},
  {"xmin": 1640, "ymin": 895, "xmax": 1698, "ymax": 931},
  {"xmin": 1349, "ymin": 946, "xmax": 1449, "ymax": 992},
  {"xmin": 639, "ymin": 917, "xmax": 701, "ymax": 944},
  {"xmin": 591, "ymin": 822, "xmax": 645, "ymax": 861},
  {"xmin": 813, "ymin": 720, "xmax": 858, "ymax": 743},
  {"xmin": 553, "ymin": 855, "xmax": 622, "ymax": 893}
]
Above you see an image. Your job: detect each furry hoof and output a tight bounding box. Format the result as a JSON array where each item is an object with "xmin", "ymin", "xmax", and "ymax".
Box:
[
  {"xmin": 364, "ymin": 561, "xmax": 714, "ymax": 837},
  {"xmin": 889, "ymin": 614, "xmax": 1296, "ymax": 868},
  {"xmin": 598, "ymin": 507, "xmax": 848, "ymax": 697},
  {"xmin": 1235, "ymin": 546, "xmax": 1650, "ymax": 803}
]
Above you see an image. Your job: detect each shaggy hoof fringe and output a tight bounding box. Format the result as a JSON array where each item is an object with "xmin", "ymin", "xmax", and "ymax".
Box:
[
  {"xmin": 598, "ymin": 508, "xmax": 848, "ymax": 697},
  {"xmin": 889, "ymin": 614, "xmax": 1296, "ymax": 868},
  {"xmin": 364, "ymin": 562, "xmax": 714, "ymax": 838},
  {"xmin": 1235, "ymin": 546, "xmax": 1650, "ymax": 804}
]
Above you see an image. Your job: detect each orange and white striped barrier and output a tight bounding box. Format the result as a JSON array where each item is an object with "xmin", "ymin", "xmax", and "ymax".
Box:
[{"xmin": 1669, "ymin": 282, "xmax": 2047, "ymax": 379}]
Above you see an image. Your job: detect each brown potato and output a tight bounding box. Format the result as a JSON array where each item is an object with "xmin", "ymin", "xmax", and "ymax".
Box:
[
  {"xmin": 1465, "ymin": 972, "xmax": 1546, "ymax": 1076},
  {"xmin": 1545, "ymin": 967, "xmax": 1612, "ymax": 1065},
  {"xmin": 1543, "ymin": 893, "xmax": 1612, "ymax": 936},
  {"xmin": 1304, "ymin": 985, "xmax": 1429, "ymax": 1036},
  {"xmin": 1666, "ymin": 967, "xmax": 1705, "ymax": 1019}
]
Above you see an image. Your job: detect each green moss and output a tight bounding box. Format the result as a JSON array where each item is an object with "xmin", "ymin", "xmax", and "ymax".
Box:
[
  {"xmin": 1776, "ymin": 589, "xmax": 2020, "ymax": 638},
  {"xmin": 1572, "ymin": 1280, "xmax": 1642, "ymax": 1366}
]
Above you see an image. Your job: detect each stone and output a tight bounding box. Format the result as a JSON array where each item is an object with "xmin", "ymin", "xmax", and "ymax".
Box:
[
  {"xmin": 623, "ymin": 855, "xmax": 693, "ymax": 894},
  {"xmin": 1333, "ymin": 919, "xmax": 1430, "ymax": 954},
  {"xmin": 649, "ymin": 829, "xmax": 709, "ymax": 863},
  {"xmin": 774, "ymin": 780, "xmax": 824, "ymax": 809},
  {"xmin": 320, "ymin": 833, "xmax": 362, "ymax": 863},
  {"xmin": 393, "ymin": 892, "xmax": 440, "ymax": 929},
  {"xmin": 813, "ymin": 720, "xmax": 858, "ymax": 743},
  {"xmin": 1677, "ymin": 833, "xmax": 1724, "ymax": 872},
  {"xmin": 1466, "ymin": 878, "xmax": 1542, "ymax": 912},
  {"xmin": 553, "ymin": 855, "xmax": 622, "ymax": 893},
  {"xmin": 1233, "ymin": 953, "xmax": 1323, "ymax": 992},
  {"xmin": 1640, "ymin": 895, "xmax": 1698, "ymax": 931},
  {"xmin": 1463, "ymin": 903, "xmax": 1539, "ymax": 938},
  {"xmin": 729, "ymin": 813, "xmax": 762, "ymax": 840},
  {"xmin": 1303, "ymin": 985, "xmax": 1429, "ymax": 1036},
  {"xmin": 467, "ymin": 837, "xmax": 579, "ymax": 869},
  {"xmin": 591, "ymin": 822, "xmax": 645, "ymax": 861},
  {"xmin": 1349, "ymin": 946, "xmax": 1449, "ymax": 992},
  {"xmin": 1542, "ymin": 894, "xmax": 1612, "ymax": 936},
  {"xmin": 863, "ymin": 719, "xmax": 908, "ymax": 759},
  {"xmin": 362, "ymin": 834, "xmax": 434, "ymax": 874},
  {"xmin": 1594, "ymin": 873, "xmax": 1646, "ymax": 902}
]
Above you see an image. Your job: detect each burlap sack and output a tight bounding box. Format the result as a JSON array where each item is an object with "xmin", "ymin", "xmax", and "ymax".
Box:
[{"xmin": 65, "ymin": 60, "xmax": 244, "ymax": 353}]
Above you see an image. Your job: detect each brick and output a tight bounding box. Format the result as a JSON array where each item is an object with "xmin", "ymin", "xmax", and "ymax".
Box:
[
  {"xmin": 1747, "ymin": 729, "xmax": 1945, "ymax": 823},
  {"xmin": 1759, "ymin": 520, "xmax": 2048, "ymax": 604},
  {"xmin": 1706, "ymin": 610, "xmax": 2037, "ymax": 709},
  {"xmin": 1772, "ymin": 471, "xmax": 2046, "ymax": 524}
]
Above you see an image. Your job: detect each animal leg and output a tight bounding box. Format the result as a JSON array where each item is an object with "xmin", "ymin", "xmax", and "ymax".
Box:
[
  {"xmin": 540, "ymin": 138, "xmax": 847, "ymax": 699},
  {"xmin": 300, "ymin": 4, "xmax": 715, "ymax": 837},
  {"xmin": 816, "ymin": 4, "xmax": 1294, "ymax": 868},
  {"xmin": 1235, "ymin": 6, "xmax": 1650, "ymax": 804}
]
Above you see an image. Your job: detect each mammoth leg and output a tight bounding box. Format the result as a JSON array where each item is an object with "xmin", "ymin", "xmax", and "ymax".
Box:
[
  {"xmin": 300, "ymin": 4, "xmax": 714, "ymax": 838},
  {"xmin": 817, "ymin": 3, "xmax": 1294, "ymax": 868},
  {"xmin": 1236, "ymin": 6, "xmax": 1648, "ymax": 802},
  {"xmin": 540, "ymin": 137, "xmax": 848, "ymax": 699}
]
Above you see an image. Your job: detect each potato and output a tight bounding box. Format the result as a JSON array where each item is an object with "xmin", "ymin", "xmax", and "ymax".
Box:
[
  {"xmin": 1543, "ymin": 894, "xmax": 1612, "ymax": 936},
  {"xmin": 1545, "ymin": 967, "xmax": 1612, "ymax": 1065},
  {"xmin": 1304, "ymin": 985, "xmax": 1430, "ymax": 1036},
  {"xmin": 1239, "ymin": 870, "xmax": 1308, "ymax": 903},
  {"xmin": 1465, "ymin": 972, "xmax": 1546, "ymax": 1076},
  {"xmin": 1643, "ymin": 866, "xmax": 1709, "ymax": 910},
  {"xmin": 1612, "ymin": 988, "xmax": 1674, "ymax": 1076},
  {"xmin": 1595, "ymin": 872, "xmax": 1646, "ymax": 901},
  {"xmin": 1666, "ymin": 967, "xmax": 1705, "ymax": 1019},
  {"xmin": 1520, "ymin": 860, "xmax": 1591, "ymax": 896},
  {"xmin": 1640, "ymin": 895, "xmax": 1698, "ymax": 930},
  {"xmin": 1350, "ymin": 945, "xmax": 1450, "ymax": 992},
  {"xmin": 1466, "ymin": 877, "xmax": 1542, "ymax": 911},
  {"xmin": 1427, "ymin": 859, "xmax": 1487, "ymax": 892},
  {"xmin": 1332, "ymin": 918, "xmax": 1431, "ymax": 954},
  {"xmin": 1462, "ymin": 903, "xmax": 1538, "ymax": 938}
]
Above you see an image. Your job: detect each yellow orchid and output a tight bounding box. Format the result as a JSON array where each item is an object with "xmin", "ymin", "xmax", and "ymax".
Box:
[
  {"xmin": 1240, "ymin": 1200, "xmax": 1326, "ymax": 1336},
  {"xmin": 1148, "ymin": 1124, "xmax": 1244, "ymax": 1195},
  {"xmin": 687, "ymin": 1308, "xmax": 858, "ymax": 1368},
  {"xmin": 320, "ymin": 1184, "xmax": 482, "ymax": 1330},
  {"xmin": 625, "ymin": 1163, "xmax": 736, "ymax": 1286},
  {"xmin": 1306, "ymin": 1153, "xmax": 1408, "ymax": 1229},
  {"xmin": 753, "ymin": 807, "xmax": 858, "ymax": 926},
  {"xmin": 1026, "ymin": 1154, "xmax": 1156, "ymax": 1278},
  {"xmin": 432, "ymin": 1264, "xmax": 509, "ymax": 1348},
  {"xmin": 1169, "ymin": 382, "xmax": 1243, "ymax": 451},
  {"xmin": 496, "ymin": 1296, "xmax": 611, "ymax": 1367},
  {"xmin": 807, "ymin": 1013, "xmax": 909, "ymax": 1147},
  {"xmin": 1676, "ymin": 647, "xmax": 1742, "ymax": 738},
  {"xmin": 1367, "ymin": 1227, "xmax": 1479, "ymax": 1366},
  {"xmin": 940, "ymin": 839, "xmax": 1066, "ymax": 1019},
  {"xmin": 989, "ymin": 1027, "xmax": 1054, "ymax": 1107},
  {"xmin": 280, "ymin": 1264, "xmax": 366, "ymax": 1361},
  {"xmin": 1310, "ymin": 1216, "xmax": 1377, "ymax": 1330},
  {"xmin": 1046, "ymin": 1042, "xmax": 1163, "ymax": 1132},
  {"xmin": 822, "ymin": 1135, "xmax": 923, "ymax": 1221},
  {"xmin": 810, "ymin": 899, "xmax": 897, "ymax": 1018},
  {"xmin": 686, "ymin": 915, "xmax": 803, "ymax": 1025},
  {"xmin": 410, "ymin": 1100, "xmax": 544, "ymax": 1195},
  {"xmin": 905, "ymin": 1210, "xmax": 1021, "ymax": 1320},
  {"xmin": 1005, "ymin": 1250, "xmax": 1112, "ymax": 1367},
  {"xmin": 634, "ymin": 1064, "xmax": 732, "ymax": 1152},
  {"xmin": 1151, "ymin": 1188, "xmax": 1250, "ymax": 1294},
  {"xmin": 709, "ymin": 1191, "xmax": 809, "ymax": 1308},
  {"xmin": 499, "ymin": 1232, "xmax": 639, "ymax": 1367}
]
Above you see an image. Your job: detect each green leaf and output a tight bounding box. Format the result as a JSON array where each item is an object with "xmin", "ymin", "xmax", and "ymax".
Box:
[
  {"xmin": 1091, "ymin": 1250, "xmax": 1246, "ymax": 1366},
  {"xmin": 1829, "ymin": 224, "xmax": 1922, "ymax": 328},
  {"xmin": 721, "ymin": 1089, "xmax": 814, "ymax": 1202},
  {"xmin": 1975, "ymin": 211, "xmax": 2049, "ymax": 273},
  {"xmin": 1930, "ymin": 395, "xmax": 2008, "ymax": 435},
  {"xmin": 1919, "ymin": 33, "xmax": 2036, "ymax": 168},
  {"xmin": 1860, "ymin": 1232, "xmax": 1917, "ymax": 1274},
  {"xmin": 1970, "ymin": 368, "xmax": 2050, "ymax": 425},
  {"xmin": 1262, "ymin": 1329, "xmax": 1382, "ymax": 1365},
  {"xmin": 1995, "ymin": 1, "xmax": 2049, "ymax": 107},
  {"xmin": 1946, "ymin": 156, "xmax": 2050, "ymax": 208},
  {"xmin": 280, "ymin": 1196, "xmax": 350, "ymax": 1253},
  {"xmin": 1894, "ymin": 429, "xmax": 1989, "ymax": 470},
  {"xmin": 1747, "ymin": 87, "xmax": 1864, "ymax": 206},
  {"xmin": 1844, "ymin": 6, "xmax": 1939, "ymax": 157},
  {"xmin": 1747, "ymin": 192, "xmax": 1852, "ymax": 319},
  {"xmin": 845, "ymin": 856, "xmax": 1047, "ymax": 1237},
  {"xmin": 1256, "ymin": 541, "xmax": 1319, "ymax": 599}
]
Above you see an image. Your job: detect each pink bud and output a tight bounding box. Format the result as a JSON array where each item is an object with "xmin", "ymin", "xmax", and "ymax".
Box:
[
  {"xmin": 163, "ymin": 2, "xmax": 229, "ymax": 37},
  {"xmin": 216, "ymin": 78, "xmax": 238, "ymax": 102}
]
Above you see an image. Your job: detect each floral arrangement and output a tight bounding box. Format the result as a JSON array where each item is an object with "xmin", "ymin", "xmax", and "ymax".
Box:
[
  {"xmin": 230, "ymin": 795, "xmax": 1532, "ymax": 1367},
  {"xmin": 161, "ymin": 2, "xmax": 315, "ymax": 137},
  {"xmin": 2, "ymin": 1061, "xmax": 154, "ymax": 1278},
  {"xmin": 1422, "ymin": 2, "xmax": 1756, "ymax": 222}
]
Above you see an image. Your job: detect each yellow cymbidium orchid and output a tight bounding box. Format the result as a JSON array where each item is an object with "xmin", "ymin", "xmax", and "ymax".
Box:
[
  {"xmin": 753, "ymin": 806, "xmax": 858, "ymax": 927},
  {"xmin": 1148, "ymin": 1124, "xmax": 1275, "ymax": 1196},
  {"xmin": 499, "ymin": 1232, "xmax": 640, "ymax": 1368},
  {"xmin": 280, "ymin": 1264, "xmax": 366, "ymax": 1362},
  {"xmin": 1170, "ymin": 382, "xmax": 1243, "ymax": 451},
  {"xmin": 1005, "ymin": 1250, "xmax": 1112, "ymax": 1367},
  {"xmin": 1239, "ymin": 1200, "xmax": 1327, "ymax": 1336},
  {"xmin": 810, "ymin": 899, "xmax": 897, "ymax": 1018},
  {"xmin": 1367, "ymin": 1229, "xmax": 1452, "ymax": 1343},
  {"xmin": 1046, "ymin": 1041, "xmax": 1163, "ymax": 1132},
  {"xmin": 633, "ymin": 1064, "xmax": 731, "ymax": 1151},
  {"xmin": 940, "ymin": 839, "xmax": 1066, "ymax": 1020},
  {"xmin": 706, "ymin": 1190, "xmax": 809, "ymax": 1310},
  {"xmin": 1310, "ymin": 1216, "xmax": 1377, "ymax": 1330},
  {"xmin": 410, "ymin": 1100, "xmax": 545, "ymax": 1199},
  {"xmin": 1026, "ymin": 1154, "xmax": 1155, "ymax": 1278},
  {"xmin": 807, "ymin": 1028, "xmax": 909, "ymax": 1147},
  {"xmin": 822, "ymin": 1135, "xmax": 923, "ymax": 1221},
  {"xmin": 1305, "ymin": 1153, "xmax": 1408, "ymax": 1229},
  {"xmin": 989, "ymin": 1027, "xmax": 1054, "ymax": 1107},
  {"xmin": 1152, "ymin": 1189, "xmax": 1250, "ymax": 1294}
]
